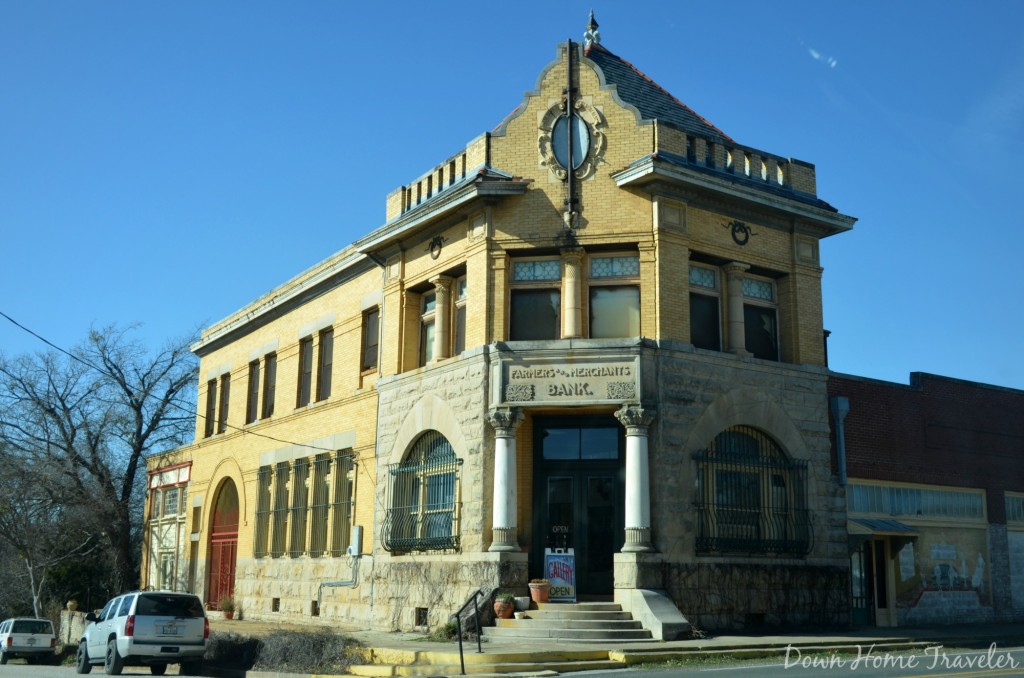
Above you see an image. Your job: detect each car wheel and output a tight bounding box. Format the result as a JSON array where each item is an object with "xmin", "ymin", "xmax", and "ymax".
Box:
[
  {"xmin": 0, "ymin": 649, "xmax": 7, "ymax": 665},
  {"xmin": 104, "ymin": 639, "xmax": 124, "ymax": 675},
  {"xmin": 180, "ymin": 660, "xmax": 204, "ymax": 676},
  {"xmin": 150, "ymin": 663, "xmax": 167, "ymax": 676},
  {"xmin": 76, "ymin": 642, "xmax": 93, "ymax": 674}
]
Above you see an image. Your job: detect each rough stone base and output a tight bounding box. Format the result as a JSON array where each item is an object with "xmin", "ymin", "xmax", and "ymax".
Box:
[{"xmin": 664, "ymin": 562, "xmax": 851, "ymax": 631}]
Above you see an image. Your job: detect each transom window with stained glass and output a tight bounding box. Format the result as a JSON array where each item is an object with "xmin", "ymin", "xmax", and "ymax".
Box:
[
  {"xmin": 513, "ymin": 259, "xmax": 561, "ymax": 282},
  {"xmin": 689, "ymin": 266, "xmax": 717, "ymax": 290},
  {"xmin": 742, "ymin": 278, "xmax": 774, "ymax": 302},
  {"xmin": 590, "ymin": 255, "xmax": 639, "ymax": 278}
]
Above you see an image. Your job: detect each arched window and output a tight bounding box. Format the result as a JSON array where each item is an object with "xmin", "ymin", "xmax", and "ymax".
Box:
[
  {"xmin": 382, "ymin": 431, "xmax": 463, "ymax": 552},
  {"xmin": 693, "ymin": 426, "xmax": 810, "ymax": 555}
]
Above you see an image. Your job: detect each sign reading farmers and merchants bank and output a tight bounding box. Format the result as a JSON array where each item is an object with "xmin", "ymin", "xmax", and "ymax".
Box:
[{"xmin": 501, "ymin": 357, "xmax": 639, "ymax": 405}]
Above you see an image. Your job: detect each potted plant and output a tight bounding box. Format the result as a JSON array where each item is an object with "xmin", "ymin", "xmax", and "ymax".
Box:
[
  {"xmin": 219, "ymin": 595, "xmax": 236, "ymax": 620},
  {"xmin": 529, "ymin": 578, "xmax": 551, "ymax": 603},
  {"xmin": 493, "ymin": 592, "xmax": 515, "ymax": 619}
]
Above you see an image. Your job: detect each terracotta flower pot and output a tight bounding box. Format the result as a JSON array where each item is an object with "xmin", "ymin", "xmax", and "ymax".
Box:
[
  {"xmin": 529, "ymin": 583, "xmax": 551, "ymax": 603},
  {"xmin": 493, "ymin": 601, "xmax": 514, "ymax": 619}
]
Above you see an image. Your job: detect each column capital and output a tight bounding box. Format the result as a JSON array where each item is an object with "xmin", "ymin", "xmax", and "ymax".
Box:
[
  {"xmin": 430, "ymin": 274, "xmax": 454, "ymax": 299},
  {"xmin": 614, "ymin": 404, "xmax": 656, "ymax": 435},
  {"xmin": 722, "ymin": 261, "xmax": 750, "ymax": 276},
  {"xmin": 487, "ymin": 407, "xmax": 524, "ymax": 437}
]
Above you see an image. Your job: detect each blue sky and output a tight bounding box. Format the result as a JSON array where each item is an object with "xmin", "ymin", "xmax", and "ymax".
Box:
[{"xmin": 2, "ymin": 1, "xmax": 1023, "ymax": 389}]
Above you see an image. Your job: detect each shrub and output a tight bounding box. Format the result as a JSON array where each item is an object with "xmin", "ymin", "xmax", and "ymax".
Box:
[
  {"xmin": 206, "ymin": 632, "xmax": 263, "ymax": 670},
  {"xmin": 253, "ymin": 629, "xmax": 362, "ymax": 674}
]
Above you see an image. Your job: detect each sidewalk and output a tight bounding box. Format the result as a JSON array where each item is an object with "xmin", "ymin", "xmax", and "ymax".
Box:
[{"xmin": 209, "ymin": 618, "xmax": 1024, "ymax": 674}]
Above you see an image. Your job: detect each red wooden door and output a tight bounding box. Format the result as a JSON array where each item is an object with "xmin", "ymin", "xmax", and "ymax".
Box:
[{"xmin": 207, "ymin": 479, "xmax": 239, "ymax": 609}]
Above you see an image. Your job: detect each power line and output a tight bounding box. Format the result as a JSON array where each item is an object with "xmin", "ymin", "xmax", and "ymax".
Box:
[{"xmin": 0, "ymin": 309, "xmax": 338, "ymax": 453}]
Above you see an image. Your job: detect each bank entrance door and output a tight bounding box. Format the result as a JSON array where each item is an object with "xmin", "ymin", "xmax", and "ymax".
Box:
[{"xmin": 532, "ymin": 416, "xmax": 624, "ymax": 598}]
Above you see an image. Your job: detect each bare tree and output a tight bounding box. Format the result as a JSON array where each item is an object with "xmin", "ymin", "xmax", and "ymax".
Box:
[
  {"xmin": 0, "ymin": 463, "xmax": 97, "ymax": 617},
  {"xmin": 0, "ymin": 324, "xmax": 198, "ymax": 594}
]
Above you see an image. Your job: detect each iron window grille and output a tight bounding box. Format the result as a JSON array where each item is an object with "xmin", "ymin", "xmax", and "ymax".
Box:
[
  {"xmin": 694, "ymin": 426, "xmax": 811, "ymax": 556},
  {"xmin": 382, "ymin": 430, "xmax": 463, "ymax": 553}
]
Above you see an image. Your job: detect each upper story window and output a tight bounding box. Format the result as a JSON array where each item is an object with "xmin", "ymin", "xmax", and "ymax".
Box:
[
  {"xmin": 297, "ymin": 330, "xmax": 333, "ymax": 407},
  {"xmin": 261, "ymin": 353, "xmax": 277, "ymax": 419},
  {"xmin": 316, "ymin": 328, "xmax": 333, "ymax": 401},
  {"xmin": 245, "ymin": 360, "xmax": 261, "ymax": 425},
  {"xmin": 742, "ymin": 277, "xmax": 778, "ymax": 361},
  {"xmin": 361, "ymin": 308, "xmax": 379, "ymax": 372},
  {"xmin": 510, "ymin": 258, "xmax": 561, "ymax": 341},
  {"xmin": 297, "ymin": 337, "xmax": 314, "ymax": 407},
  {"xmin": 694, "ymin": 426, "xmax": 810, "ymax": 556},
  {"xmin": 689, "ymin": 265, "xmax": 721, "ymax": 351},
  {"xmin": 420, "ymin": 291, "xmax": 436, "ymax": 366},
  {"xmin": 216, "ymin": 373, "xmax": 230, "ymax": 434},
  {"xmin": 453, "ymin": 276, "xmax": 467, "ymax": 355},
  {"xmin": 204, "ymin": 378, "xmax": 217, "ymax": 438},
  {"xmin": 589, "ymin": 254, "xmax": 640, "ymax": 338}
]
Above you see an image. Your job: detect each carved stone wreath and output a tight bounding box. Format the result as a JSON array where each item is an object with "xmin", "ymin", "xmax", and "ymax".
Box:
[{"xmin": 538, "ymin": 99, "xmax": 606, "ymax": 181}]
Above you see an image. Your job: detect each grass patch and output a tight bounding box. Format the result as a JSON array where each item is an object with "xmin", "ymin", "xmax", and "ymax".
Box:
[{"xmin": 206, "ymin": 629, "xmax": 364, "ymax": 674}]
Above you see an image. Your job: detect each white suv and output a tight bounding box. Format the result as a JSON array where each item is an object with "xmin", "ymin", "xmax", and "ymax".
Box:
[
  {"xmin": 76, "ymin": 591, "xmax": 208, "ymax": 675},
  {"xmin": 0, "ymin": 617, "xmax": 56, "ymax": 664}
]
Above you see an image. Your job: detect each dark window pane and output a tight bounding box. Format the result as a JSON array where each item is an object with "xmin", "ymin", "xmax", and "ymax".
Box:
[
  {"xmin": 204, "ymin": 379, "xmax": 217, "ymax": 437},
  {"xmin": 589, "ymin": 286, "xmax": 639, "ymax": 338},
  {"xmin": 744, "ymin": 304, "xmax": 779, "ymax": 361},
  {"xmin": 690, "ymin": 293, "xmax": 721, "ymax": 351},
  {"xmin": 297, "ymin": 337, "xmax": 313, "ymax": 406},
  {"xmin": 317, "ymin": 328, "xmax": 333, "ymax": 401},
  {"xmin": 262, "ymin": 353, "xmax": 277, "ymax": 418},
  {"xmin": 246, "ymin": 361, "xmax": 260, "ymax": 424},
  {"xmin": 581, "ymin": 427, "xmax": 619, "ymax": 460},
  {"xmin": 454, "ymin": 304, "xmax": 466, "ymax": 355},
  {"xmin": 362, "ymin": 309, "xmax": 379, "ymax": 371},
  {"xmin": 217, "ymin": 374, "xmax": 230, "ymax": 433},
  {"xmin": 542, "ymin": 428, "xmax": 580, "ymax": 460},
  {"xmin": 510, "ymin": 289, "xmax": 560, "ymax": 340}
]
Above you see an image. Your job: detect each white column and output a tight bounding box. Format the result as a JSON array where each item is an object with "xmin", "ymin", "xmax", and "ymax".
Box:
[
  {"xmin": 487, "ymin": 407, "xmax": 524, "ymax": 552},
  {"xmin": 615, "ymin": 404, "xmax": 656, "ymax": 552},
  {"xmin": 723, "ymin": 262, "xmax": 750, "ymax": 356},
  {"xmin": 430, "ymin": 275, "xmax": 453, "ymax": 362},
  {"xmin": 561, "ymin": 247, "xmax": 584, "ymax": 339}
]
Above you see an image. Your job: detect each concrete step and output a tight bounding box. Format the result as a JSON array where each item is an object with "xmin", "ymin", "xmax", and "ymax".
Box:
[
  {"xmin": 525, "ymin": 609, "xmax": 634, "ymax": 621},
  {"xmin": 349, "ymin": 658, "xmax": 625, "ymax": 676},
  {"xmin": 534, "ymin": 601, "xmax": 622, "ymax": 612},
  {"xmin": 482, "ymin": 626, "xmax": 653, "ymax": 641},
  {"xmin": 496, "ymin": 617, "xmax": 643, "ymax": 630}
]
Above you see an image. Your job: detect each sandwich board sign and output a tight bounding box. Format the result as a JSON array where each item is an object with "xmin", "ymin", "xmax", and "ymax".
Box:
[{"xmin": 544, "ymin": 548, "xmax": 577, "ymax": 602}]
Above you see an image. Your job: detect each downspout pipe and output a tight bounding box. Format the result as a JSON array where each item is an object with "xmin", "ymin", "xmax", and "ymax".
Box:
[{"xmin": 829, "ymin": 395, "xmax": 850, "ymax": 487}]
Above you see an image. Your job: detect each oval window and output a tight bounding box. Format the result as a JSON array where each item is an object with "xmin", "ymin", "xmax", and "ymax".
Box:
[{"xmin": 552, "ymin": 114, "xmax": 590, "ymax": 171}]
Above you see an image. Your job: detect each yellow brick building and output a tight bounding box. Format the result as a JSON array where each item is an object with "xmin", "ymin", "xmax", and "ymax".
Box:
[{"xmin": 144, "ymin": 16, "xmax": 855, "ymax": 634}]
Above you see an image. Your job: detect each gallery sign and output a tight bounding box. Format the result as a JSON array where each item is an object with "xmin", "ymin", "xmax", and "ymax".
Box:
[{"xmin": 501, "ymin": 357, "xmax": 639, "ymax": 405}]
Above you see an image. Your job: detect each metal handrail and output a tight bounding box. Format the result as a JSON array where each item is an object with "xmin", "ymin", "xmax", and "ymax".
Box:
[{"xmin": 450, "ymin": 589, "xmax": 483, "ymax": 675}]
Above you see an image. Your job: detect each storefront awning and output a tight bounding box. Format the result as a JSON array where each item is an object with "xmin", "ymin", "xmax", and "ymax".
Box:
[
  {"xmin": 847, "ymin": 518, "xmax": 918, "ymax": 553},
  {"xmin": 848, "ymin": 518, "xmax": 918, "ymax": 537}
]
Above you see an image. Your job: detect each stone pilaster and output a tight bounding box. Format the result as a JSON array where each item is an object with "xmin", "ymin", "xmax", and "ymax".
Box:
[
  {"xmin": 487, "ymin": 407, "xmax": 524, "ymax": 552},
  {"xmin": 615, "ymin": 404, "xmax": 656, "ymax": 552}
]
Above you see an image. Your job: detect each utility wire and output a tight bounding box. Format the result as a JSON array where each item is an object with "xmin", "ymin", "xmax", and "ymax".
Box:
[{"xmin": 0, "ymin": 309, "xmax": 337, "ymax": 453}]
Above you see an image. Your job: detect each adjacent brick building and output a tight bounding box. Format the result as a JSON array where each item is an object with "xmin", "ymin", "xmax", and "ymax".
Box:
[
  {"xmin": 144, "ymin": 16, "xmax": 860, "ymax": 634},
  {"xmin": 829, "ymin": 372, "xmax": 1024, "ymax": 625}
]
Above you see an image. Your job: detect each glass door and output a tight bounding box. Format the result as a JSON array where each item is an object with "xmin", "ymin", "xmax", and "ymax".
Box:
[{"xmin": 532, "ymin": 416, "xmax": 623, "ymax": 597}]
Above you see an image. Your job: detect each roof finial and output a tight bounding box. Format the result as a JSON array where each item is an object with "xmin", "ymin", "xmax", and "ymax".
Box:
[{"xmin": 584, "ymin": 9, "xmax": 601, "ymax": 49}]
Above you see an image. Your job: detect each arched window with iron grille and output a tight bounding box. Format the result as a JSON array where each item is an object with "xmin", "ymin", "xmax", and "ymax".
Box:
[
  {"xmin": 693, "ymin": 426, "xmax": 811, "ymax": 556},
  {"xmin": 382, "ymin": 430, "xmax": 463, "ymax": 553}
]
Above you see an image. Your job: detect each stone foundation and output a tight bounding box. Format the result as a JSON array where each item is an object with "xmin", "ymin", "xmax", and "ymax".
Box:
[{"xmin": 664, "ymin": 562, "xmax": 851, "ymax": 631}]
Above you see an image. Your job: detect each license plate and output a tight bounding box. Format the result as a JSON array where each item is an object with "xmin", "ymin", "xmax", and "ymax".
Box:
[
  {"xmin": 26, "ymin": 638, "xmax": 37, "ymax": 646},
  {"xmin": 158, "ymin": 624, "xmax": 181, "ymax": 636}
]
